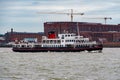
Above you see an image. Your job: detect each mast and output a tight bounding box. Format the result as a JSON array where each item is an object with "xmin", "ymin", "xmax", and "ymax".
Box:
[{"xmin": 77, "ymin": 22, "xmax": 80, "ymax": 36}]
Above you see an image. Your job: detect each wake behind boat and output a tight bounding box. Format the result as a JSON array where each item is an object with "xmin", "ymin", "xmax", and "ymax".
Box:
[{"xmin": 12, "ymin": 31, "xmax": 103, "ymax": 52}]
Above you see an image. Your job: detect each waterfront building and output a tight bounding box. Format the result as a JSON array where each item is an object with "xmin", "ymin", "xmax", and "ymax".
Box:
[
  {"xmin": 44, "ymin": 22, "xmax": 120, "ymax": 42},
  {"xmin": 4, "ymin": 29, "xmax": 44, "ymax": 43}
]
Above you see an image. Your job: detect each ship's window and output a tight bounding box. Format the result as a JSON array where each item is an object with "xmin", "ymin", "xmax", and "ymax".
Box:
[
  {"xmin": 54, "ymin": 40, "xmax": 56, "ymax": 44},
  {"xmin": 62, "ymin": 35, "xmax": 64, "ymax": 39},
  {"xmin": 76, "ymin": 40, "xmax": 78, "ymax": 42},
  {"xmin": 50, "ymin": 40, "xmax": 52, "ymax": 43},
  {"xmin": 75, "ymin": 37, "xmax": 78, "ymax": 39},
  {"xmin": 43, "ymin": 40, "xmax": 45, "ymax": 43},
  {"xmin": 21, "ymin": 45, "xmax": 26, "ymax": 48},
  {"xmin": 27, "ymin": 45, "xmax": 31, "ymax": 47},
  {"xmin": 13, "ymin": 45, "xmax": 16, "ymax": 47},
  {"xmin": 68, "ymin": 35, "xmax": 70, "ymax": 37},
  {"xmin": 46, "ymin": 40, "xmax": 49, "ymax": 43},
  {"xmin": 57, "ymin": 40, "xmax": 61, "ymax": 43},
  {"xmin": 66, "ymin": 40, "xmax": 68, "ymax": 42},
  {"xmin": 34, "ymin": 45, "xmax": 41, "ymax": 47},
  {"xmin": 60, "ymin": 45, "xmax": 63, "ymax": 47},
  {"xmin": 81, "ymin": 40, "xmax": 84, "ymax": 42},
  {"xmin": 16, "ymin": 45, "xmax": 20, "ymax": 48}
]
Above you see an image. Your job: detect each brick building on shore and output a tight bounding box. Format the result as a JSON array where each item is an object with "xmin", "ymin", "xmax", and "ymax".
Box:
[
  {"xmin": 44, "ymin": 22, "xmax": 120, "ymax": 47},
  {"xmin": 4, "ymin": 29, "xmax": 44, "ymax": 43},
  {"xmin": 2, "ymin": 22, "xmax": 120, "ymax": 47}
]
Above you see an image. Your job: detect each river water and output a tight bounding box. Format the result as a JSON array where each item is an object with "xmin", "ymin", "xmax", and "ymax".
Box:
[{"xmin": 0, "ymin": 48, "xmax": 120, "ymax": 80}]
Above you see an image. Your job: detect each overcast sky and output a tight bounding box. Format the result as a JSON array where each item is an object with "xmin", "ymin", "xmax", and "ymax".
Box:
[{"xmin": 0, "ymin": 0, "xmax": 120, "ymax": 34}]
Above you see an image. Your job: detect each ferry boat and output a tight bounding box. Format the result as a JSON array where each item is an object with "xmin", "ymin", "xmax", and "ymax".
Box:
[{"xmin": 12, "ymin": 31, "xmax": 103, "ymax": 52}]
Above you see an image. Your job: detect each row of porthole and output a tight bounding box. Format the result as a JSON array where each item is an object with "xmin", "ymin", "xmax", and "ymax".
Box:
[
  {"xmin": 42, "ymin": 40, "xmax": 61, "ymax": 43},
  {"xmin": 76, "ymin": 44, "xmax": 93, "ymax": 47},
  {"xmin": 64, "ymin": 34, "xmax": 74, "ymax": 37},
  {"xmin": 65, "ymin": 40, "xmax": 88, "ymax": 42},
  {"xmin": 43, "ymin": 45, "xmax": 64, "ymax": 47},
  {"xmin": 14, "ymin": 45, "xmax": 33, "ymax": 48}
]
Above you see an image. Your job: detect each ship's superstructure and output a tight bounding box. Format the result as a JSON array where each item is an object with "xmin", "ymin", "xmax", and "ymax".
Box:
[{"xmin": 42, "ymin": 32, "xmax": 97, "ymax": 48}]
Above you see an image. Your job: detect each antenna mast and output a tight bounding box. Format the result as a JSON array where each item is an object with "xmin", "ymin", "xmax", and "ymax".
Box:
[{"xmin": 77, "ymin": 22, "xmax": 80, "ymax": 36}]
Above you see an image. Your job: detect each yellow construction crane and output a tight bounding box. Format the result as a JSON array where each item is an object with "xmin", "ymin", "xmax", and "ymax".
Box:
[
  {"xmin": 84, "ymin": 17, "xmax": 112, "ymax": 24},
  {"xmin": 37, "ymin": 9, "xmax": 84, "ymax": 22}
]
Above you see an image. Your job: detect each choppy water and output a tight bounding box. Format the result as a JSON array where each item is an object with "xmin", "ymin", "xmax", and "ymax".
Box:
[{"xmin": 0, "ymin": 48, "xmax": 120, "ymax": 80}]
